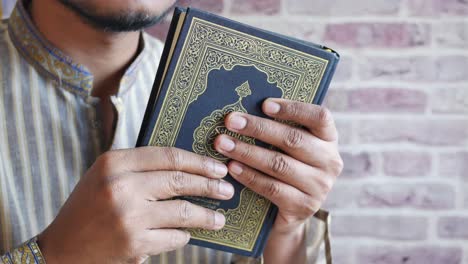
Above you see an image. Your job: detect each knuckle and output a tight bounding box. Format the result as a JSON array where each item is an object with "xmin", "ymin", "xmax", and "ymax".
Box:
[
  {"xmin": 201, "ymin": 156, "xmax": 214, "ymax": 174},
  {"xmin": 164, "ymin": 147, "xmax": 182, "ymax": 170},
  {"xmin": 177, "ymin": 200, "xmax": 193, "ymax": 225},
  {"xmin": 100, "ymin": 175, "xmax": 127, "ymax": 203},
  {"xmin": 239, "ymin": 144, "xmax": 254, "ymax": 160},
  {"xmin": 110, "ymin": 178, "xmax": 128, "ymax": 196},
  {"xmin": 318, "ymin": 176, "xmax": 334, "ymax": 195},
  {"xmin": 206, "ymin": 210, "xmax": 217, "ymax": 229},
  {"xmin": 251, "ymin": 119, "xmax": 268, "ymax": 137},
  {"xmin": 285, "ymin": 102, "xmax": 301, "ymax": 117},
  {"xmin": 302, "ymin": 195, "xmax": 320, "ymax": 215},
  {"xmin": 168, "ymin": 171, "xmax": 188, "ymax": 195},
  {"xmin": 265, "ymin": 182, "xmax": 281, "ymax": 198},
  {"xmin": 96, "ymin": 150, "xmax": 120, "ymax": 173},
  {"xmin": 205, "ymin": 179, "xmax": 219, "ymax": 197},
  {"xmin": 283, "ymin": 128, "xmax": 304, "ymax": 149},
  {"xmin": 322, "ymin": 150, "xmax": 344, "ymax": 176},
  {"xmin": 97, "ymin": 183, "xmax": 134, "ymax": 252},
  {"xmin": 244, "ymin": 170, "xmax": 257, "ymax": 186},
  {"xmin": 270, "ymin": 154, "xmax": 290, "ymax": 175},
  {"xmin": 169, "ymin": 231, "xmax": 189, "ymax": 249},
  {"xmin": 329, "ymin": 155, "xmax": 344, "ymax": 176},
  {"xmin": 317, "ymin": 107, "xmax": 334, "ymax": 125}
]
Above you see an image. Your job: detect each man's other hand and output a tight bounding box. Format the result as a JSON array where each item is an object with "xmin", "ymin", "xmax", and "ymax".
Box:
[
  {"xmin": 214, "ymin": 98, "xmax": 343, "ymax": 262},
  {"xmin": 37, "ymin": 147, "xmax": 234, "ymax": 264}
]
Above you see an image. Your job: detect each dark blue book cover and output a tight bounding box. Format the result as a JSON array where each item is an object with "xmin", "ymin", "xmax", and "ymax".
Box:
[{"xmin": 137, "ymin": 7, "xmax": 339, "ymax": 258}]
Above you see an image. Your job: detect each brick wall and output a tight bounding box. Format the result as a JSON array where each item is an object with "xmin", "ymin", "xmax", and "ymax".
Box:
[{"xmin": 2, "ymin": 0, "xmax": 468, "ymax": 263}]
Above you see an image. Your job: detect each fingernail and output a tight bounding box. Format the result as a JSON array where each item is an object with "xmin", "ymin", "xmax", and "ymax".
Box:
[
  {"xmin": 219, "ymin": 181, "xmax": 234, "ymax": 197},
  {"xmin": 230, "ymin": 162, "xmax": 243, "ymax": 175},
  {"xmin": 214, "ymin": 213, "xmax": 226, "ymax": 229},
  {"xmin": 228, "ymin": 114, "xmax": 247, "ymax": 131},
  {"xmin": 214, "ymin": 162, "xmax": 228, "ymax": 176},
  {"xmin": 264, "ymin": 100, "xmax": 281, "ymax": 114},
  {"xmin": 218, "ymin": 136, "xmax": 235, "ymax": 152}
]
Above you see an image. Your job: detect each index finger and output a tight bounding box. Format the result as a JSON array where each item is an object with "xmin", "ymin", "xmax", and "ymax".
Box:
[
  {"xmin": 103, "ymin": 147, "xmax": 228, "ymax": 178},
  {"xmin": 262, "ymin": 98, "xmax": 338, "ymax": 142}
]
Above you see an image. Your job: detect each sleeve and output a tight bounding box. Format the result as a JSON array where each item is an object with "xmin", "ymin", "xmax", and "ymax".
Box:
[
  {"xmin": 1, "ymin": 238, "xmax": 46, "ymax": 264},
  {"xmin": 231, "ymin": 209, "xmax": 332, "ymax": 264}
]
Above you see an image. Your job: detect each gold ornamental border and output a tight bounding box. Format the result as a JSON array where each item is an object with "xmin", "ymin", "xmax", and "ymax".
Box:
[{"xmin": 189, "ymin": 188, "xmax": 270, "ymax": 251}]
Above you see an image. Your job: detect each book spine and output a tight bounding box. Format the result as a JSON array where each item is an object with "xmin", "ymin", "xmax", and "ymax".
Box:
[
  {"xmin": 315, "ymin": 55, "xmax": 340, "ymax": 105},
  {"xmin": 136, "ymin": 7, "xmax": 186, "ymax": 147}
]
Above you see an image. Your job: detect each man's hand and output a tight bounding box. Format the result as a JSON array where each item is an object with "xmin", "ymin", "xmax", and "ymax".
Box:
[
  {"xmin": 37, "ymin": 147, "xmax": 234, "ymax": 264},
  {"xmin": 214, "ymin": 98, "xmax": 343, "ymax": 263}
]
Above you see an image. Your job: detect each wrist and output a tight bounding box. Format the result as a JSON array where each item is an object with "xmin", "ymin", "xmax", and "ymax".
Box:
[
  {"xmin": 7, "ymin": 238, "xmax": 47, "ymax": 264},
  {"xmin": 271, "ymin": 218, "xmax": 307, "ymax": 237},
  {"xmin": 36, "ymin": 231, "xmax": 61, "ymax": 264},
  {"xmin": 264, "ymin": 222, "xmax": 307, "ymax": 264},
  {"xmin": 271, "ymin": 221, "xmax": 306, "ymax": 241}
]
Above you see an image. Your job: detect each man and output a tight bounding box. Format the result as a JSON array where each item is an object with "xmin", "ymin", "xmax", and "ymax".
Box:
[{"xmin": 0, "ymin": 0, "xmax": 343, "ymax": 263}]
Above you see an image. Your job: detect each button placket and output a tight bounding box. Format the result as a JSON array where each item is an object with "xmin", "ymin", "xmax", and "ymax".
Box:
[{"xmin": 110, "ymin": 96, "xmax": 125, "ymax": 149}]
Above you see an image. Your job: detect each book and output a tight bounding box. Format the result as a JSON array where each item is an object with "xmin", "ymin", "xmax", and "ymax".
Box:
[{"xmin": 136, "ymin": 7, "xmax": 340, "ymax": 257}]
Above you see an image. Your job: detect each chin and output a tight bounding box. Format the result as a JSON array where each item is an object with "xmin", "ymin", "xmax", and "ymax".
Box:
[
  {"xmin": 80, "ymin": 0, "xmax": 178, "ymax": 16},
  {"xmin": 59, "ymin": 0, "xmax": 179, "ymax": 32}
]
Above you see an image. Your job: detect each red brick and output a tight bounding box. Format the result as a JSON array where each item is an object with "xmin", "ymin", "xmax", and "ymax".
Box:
[
  {"xmin": 357, "ymin": 245, "xmax": 462, "ymax": 264},
  {"xmin": 435, "ymin": 22, "xmax": 468, "ymax": 49},
  {"xmin": 359, "ymin": 57, "xmax": 436, "ymax": 82},
  {"xmin": 357, "ymin": 119, "xmax": 468, "ymax": 146},
  {"xmin": 287, "ymin": 0, "xmax": 401, "ymax": 16},
  {"xmin": 436, "ymin": 56, "xmax": 468, "ymax": 82},
  {"xmin": 335, "ymin": 119, "xmax": 353, "ymax": 145},
  {"xmin": 348, "ymin": 88, "xmax": 427, "ymax": 113},
  {"xmin": 383, "ymin": 151, "xmax": 431, "ymax": 177},
  {"xmin": 327, "ymin": 88, "xmax": 428, "ymax": 113},
  {"xmin": 331, "ymin": 243, "xmax": 354, "ymax": 264},
  {"xmin": 323, "ymin": 183, "xmax": 359, "ymax": 209},
  {"xmin": 230, "ymin": 0, "xmax": 281, "ymax": 15},
  {"xmin": 332, "ymin": 215, "xmax": 428, "ymax": 240},
  {"xmin": 324, "ymin": 23, "xmax": 431, "ymax": 48},
  {"xmin": 332, "ymin": 56, "xmax": 353, "ymax": 82},
  {"xmin": 360, "ymin": 56, "xmax": 468, "ymax": 82},
  {"xmin": 340, "ymin": 152, "xmax": 378, "ymax": 178},
  {"xmin": 178, "ymin": 0, "xmax": 224, "ymax": 13},
  {"xmin": 465, "ymin": 185, "xmax": 468, "ymax": 209},
  {"xmin": 432, "ymin": 87, "xmax": 468, "ymax": 114},
  {"xmin": 324, "ymin": 89, "xmax": 348, "ymax": 112},
  {"xmin": 358, "ymin": 183, "xmax": 455, "ymax": 209},
  {"xmin": 438, "ymin": 152, "xmax": 468, "ymax": 179},
  {"xmin": 408, "ymin": 0, "xmax": 468, "ymax": 16},
  {"xmin": 438, "ymin": 217, "xmax": 468, "ymax": 239},
  {"xmin": 239, "ymin": 20, "xmax": 325, "ymax": 43}
]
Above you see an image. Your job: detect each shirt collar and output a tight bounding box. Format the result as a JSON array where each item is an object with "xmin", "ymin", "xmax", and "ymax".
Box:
[{"xmin": 7, "ymin": 0, "xmax": 151, "ymax": 96}]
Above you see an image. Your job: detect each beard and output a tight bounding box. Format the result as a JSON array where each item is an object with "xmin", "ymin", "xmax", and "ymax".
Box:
[{"xmin": 58, "ymin": 0, "xmax": 179, "ymax": 32}]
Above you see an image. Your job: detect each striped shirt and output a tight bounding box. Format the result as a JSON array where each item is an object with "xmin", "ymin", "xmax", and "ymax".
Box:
[{"xmin": 0, "ymin": 1, "xmax": 330, "ymax": 263}]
